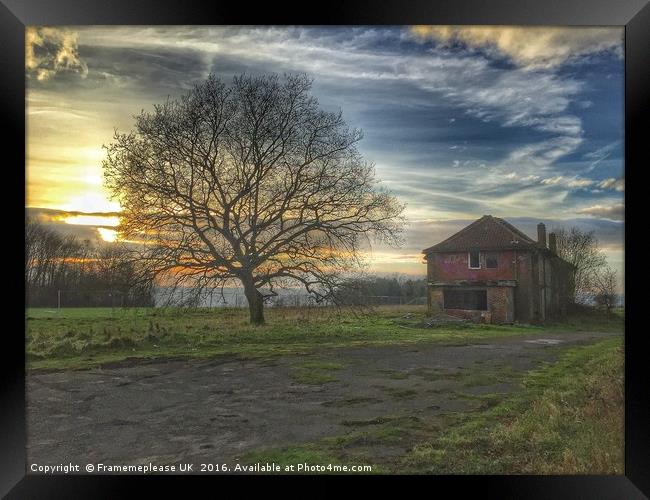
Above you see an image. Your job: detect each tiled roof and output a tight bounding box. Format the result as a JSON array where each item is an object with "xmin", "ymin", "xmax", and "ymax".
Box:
[{"xmin": 422, "ymin": 215, "xmax": 542, "ymax": 253}]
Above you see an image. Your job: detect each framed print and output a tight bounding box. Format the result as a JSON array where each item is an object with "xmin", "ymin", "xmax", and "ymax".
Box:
[{"xmin": 2, "ymin": 0, "xmax": 649, "ymax": 497}]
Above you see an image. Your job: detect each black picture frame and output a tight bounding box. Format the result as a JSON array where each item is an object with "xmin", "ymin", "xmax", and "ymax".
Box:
[{"xmin": 2, "ymin": 1, "xmax": 648, "ymax": 497}]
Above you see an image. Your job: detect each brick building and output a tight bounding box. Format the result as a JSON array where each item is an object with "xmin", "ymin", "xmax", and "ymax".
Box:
[{"xmin": 422, "ymin": 215, "xmax": 575, "ymax": 323}]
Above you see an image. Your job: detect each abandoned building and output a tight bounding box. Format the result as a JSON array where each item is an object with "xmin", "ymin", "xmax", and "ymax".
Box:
[{"xmin": 422, "ymin": 215, "xmax": 575, "ymax": 323}]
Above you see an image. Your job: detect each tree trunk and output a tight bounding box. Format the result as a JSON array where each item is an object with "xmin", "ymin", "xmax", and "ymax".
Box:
[{"xmin": 242, "ymin": 276, "xmax": 265, "ymax": 325}]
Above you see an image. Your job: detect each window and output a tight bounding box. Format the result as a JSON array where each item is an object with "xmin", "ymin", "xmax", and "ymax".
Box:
[
  {"xmin": 468, "ymin": 250, "xmax": 480, "ymax": 269},
  {"xmin": 485, "ymin": 252, "xmax": 498, "ymax": 269},
  {"xmin": 443, "ymin": 290, "xmax": 488, "ymax": 311}
]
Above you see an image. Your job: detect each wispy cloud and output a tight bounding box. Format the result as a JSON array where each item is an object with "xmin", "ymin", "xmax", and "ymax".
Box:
[
  {"xmin": 577, "ymin": 203, "xmax": 624, "ymax": 221},
  {"xmin": 27, "ymin": 26, "xmax": 605, "ymax": 217},
  {"xmin": 410, "ymin": 26, "xmax": 623, "ymax": 69},
  {"xmin": 583, "ymin": 140, "xmax": 621, "ymax": 172},
  {"xmin": 536, "ymin": 175, "xmax": 624, "ymax": 192},
  {"xmin": 540, "ymin": 175, "xmax": 595, "ymax": 188},
  {"xmin": 597, "ymin": 177, "xmax": 625, "ymax": 192}
]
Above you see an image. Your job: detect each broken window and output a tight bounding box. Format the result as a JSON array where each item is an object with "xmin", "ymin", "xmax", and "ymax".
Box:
[
  {"xmin": 443, "ymin": 290, "xmax": 488, "ymax": 310},
  {"xmin": 468, "ymin": 250, "xmax": 480, "ymax": 269},
  {"xmin": 485, "ymin": 252, "xmax": 498, "ymax": 269}
]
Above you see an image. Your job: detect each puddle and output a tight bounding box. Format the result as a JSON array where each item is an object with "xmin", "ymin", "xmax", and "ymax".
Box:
[{"xmin": 524, "ymin": 339, "xmax": 564, "ymax": 345}]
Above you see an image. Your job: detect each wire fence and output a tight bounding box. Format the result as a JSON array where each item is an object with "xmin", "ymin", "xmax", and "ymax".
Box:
[{"xmin": 26, "ymin": 288, "xmax": 151, "ymax": 309}]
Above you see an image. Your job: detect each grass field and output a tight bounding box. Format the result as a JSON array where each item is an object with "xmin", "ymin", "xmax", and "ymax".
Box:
[
  {"xmin": 26, "ymin": 305, "xmax": 624, "ymax": 474},
  {"xmin": 26, "ymin": 305, "xmax": 623, "ymax": 370},
  {"xmin": 403, "ymin": 336, "xmax": 624, "ymax": 474}
]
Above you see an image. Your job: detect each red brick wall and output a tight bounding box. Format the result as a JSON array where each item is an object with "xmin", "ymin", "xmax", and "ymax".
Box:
[
  {"xmin": 488, "ymin": 287, "xmax": 512, "ymax": 323},
  {"xmin": 427, "ymin": 250, "xmax": 516, "ymax": 282}
]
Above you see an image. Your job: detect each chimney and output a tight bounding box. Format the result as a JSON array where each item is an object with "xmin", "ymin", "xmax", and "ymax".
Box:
[
  {"xmin": 548, "ymin": 233, "xmax": 557, "ymax": 253},
  {"xmin": 537, "ymin": 223, "xmax": 547, "ymax": 247}
]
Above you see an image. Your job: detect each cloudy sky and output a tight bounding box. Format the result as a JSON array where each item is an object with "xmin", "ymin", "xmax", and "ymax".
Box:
[{"xmin": 25, "ymin": 26, "xmax": 625, "ymax": 286}]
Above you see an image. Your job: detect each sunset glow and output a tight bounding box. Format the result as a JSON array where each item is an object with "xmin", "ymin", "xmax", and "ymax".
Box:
[
  {"xmin": 25, "ymin": 25, "xmax": 624, "ymax": 286},
  {"xmin": 96, "ymin": 227, "xmax": 118, "ymax": 242},
  {"xmin": 63, "ymin": 215, "xmax": 120, "ymax": 227}
]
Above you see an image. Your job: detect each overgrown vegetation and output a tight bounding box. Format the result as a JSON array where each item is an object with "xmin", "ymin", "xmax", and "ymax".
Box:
[
  {"xmin": 26, "ymin": 305, "xmax": 623, "ymax": 371},
  {"xmin": 403, "ymin": 336, "xmax": 624, "ymax": 474}
]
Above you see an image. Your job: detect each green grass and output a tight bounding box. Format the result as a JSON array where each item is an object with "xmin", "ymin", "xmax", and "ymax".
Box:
[
  {"xmin": 26, "ymin": 304, "xmax": 616, "ymax": 371},
  {"xmin": 27, "ymin": 307, "xmax": 157, "ymax": 320},
  {"xmin": 402, "ymin": 336, "xmax": 624, "ymax": 474},
  {"xmin": 545, "ymin": 307, "xmax": 625, "ymax": 332},
  {"xmin": 290, "ymin": 360, "xmax": 343, "ymax": 385}
]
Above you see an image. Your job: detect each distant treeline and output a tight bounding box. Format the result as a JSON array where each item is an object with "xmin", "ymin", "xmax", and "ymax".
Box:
[
  {"xmin": 336, "ymin": 276, "xmax": 427, "ymax": 305},
  {"xmin": 25, "ymin": 218, "xmax": 154, "ymax": 307}
]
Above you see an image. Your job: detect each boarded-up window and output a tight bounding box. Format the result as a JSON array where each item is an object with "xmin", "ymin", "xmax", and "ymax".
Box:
[
  {"xmin": 485, "ymin": 252, "xmax": 498, "ymax": 269},
  {"xmin": 443, "ymin": 290, "xmax": 487, "ymax": 310}
]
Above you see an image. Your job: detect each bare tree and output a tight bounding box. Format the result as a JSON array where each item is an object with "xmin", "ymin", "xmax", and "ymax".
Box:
[
  {"xmin": 592, "ymin": 265, "xmax": 618, "ymax": 316},
  {"xmin": 551, "ymin": 226, "xmax": 607, "ymax": 303},
  {"xmin": 103, "ymin": 74, "xmax": 405, "ymax": 324},
  {"xmin": 25, "ymin": 217, "xmax": 83, "ymax": 289},
  {"xmin": 25, "ymin": 217, "xmax": 155, "ymax": 307}
]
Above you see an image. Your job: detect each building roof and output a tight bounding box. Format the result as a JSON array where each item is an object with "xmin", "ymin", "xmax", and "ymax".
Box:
[{"xmin": 422, "ymin": 215, "xmax": 543, "ymax": 254}]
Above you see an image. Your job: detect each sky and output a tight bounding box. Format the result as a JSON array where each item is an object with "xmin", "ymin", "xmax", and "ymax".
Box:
[{"xmin": 25, "ymin": 26, "xmax": 625, "ymax": 287}]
